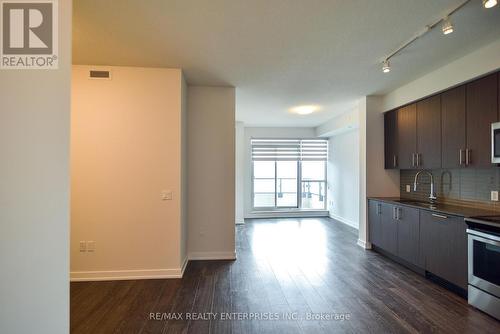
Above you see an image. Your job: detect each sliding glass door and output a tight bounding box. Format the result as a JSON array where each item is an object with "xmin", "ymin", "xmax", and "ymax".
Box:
[{"xmin": 251, "ymin": 139, "xmax": 328, "ymax": 211}]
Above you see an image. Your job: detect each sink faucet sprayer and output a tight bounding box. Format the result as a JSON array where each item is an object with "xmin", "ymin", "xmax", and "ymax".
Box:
[{"xmin": 413, "ymin": 170, "xmax": 437, "ymax": 203}]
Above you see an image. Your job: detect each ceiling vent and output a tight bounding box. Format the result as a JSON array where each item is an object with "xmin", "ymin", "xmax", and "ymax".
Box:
[{"xmin": 89, "ymin": 70, "xmax": 111, "ymax": 79}]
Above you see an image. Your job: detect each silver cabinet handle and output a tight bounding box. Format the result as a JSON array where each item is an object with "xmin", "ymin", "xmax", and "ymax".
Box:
[
  {"xmin": 377, "ymin": 203, "xmax": 381, "ymax": 215},
  {"xmin": 416, "ymin": 153, "xmax": 420, "ymax": 167},
  {"xmin": 459, "ymin": 149, "xmax": 463, "ymax": 166},
  {"xmin": 465, "ymin": 148, "xmax": 470, "ymax": 166},
  {"xmin": 397, "ymin": 207, "xmax": 402, "ymax": 220},
  {"xmin": 393, "ymin": 155, "xmax": 397, "ymax": 168},
  {"xmin": 432, "ymin": 213, "xmax": 448, "ymax": 219},
  {"xmin": 412, "ymin": 153, "xmax": 416, "ymax": 167}
]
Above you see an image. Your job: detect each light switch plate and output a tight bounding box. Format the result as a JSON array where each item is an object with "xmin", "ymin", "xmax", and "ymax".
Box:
[
  {"xmin": 406, "ymin": 185, "xmax": 411, "ymax": 193},
  {"xmin": 161, "ymin": 190, "xmax": 173, "ymax": 201},
  {"xmin": 491, "ymin": 191, "xmax": 499, "ymax": 202},
  {"xmin": 87, "ymin": 241, "xmax": 95, "ymax": 252}
]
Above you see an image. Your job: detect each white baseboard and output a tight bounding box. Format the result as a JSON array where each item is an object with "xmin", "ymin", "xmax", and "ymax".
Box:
[
  {"xmin": 70, "ymin": 267, "xmax": 185, "ymax": 282},
  {"xmin": 246, "ymin": 210, "xmax": 329, "ymax": 219},
  {"xmin": 357, "ymin": 239, "xmax": 372, "ymax": 250},
  {"xmin": 329, "ymin": 213, "xmax": 359, "ymax": 229},
  {"xmin": 71, "ymin": 257, "xmax": 189, "ymax": 282},
  {"xmin": 188, "ymin": 251, "xmax": 236, "ymax": 261}
]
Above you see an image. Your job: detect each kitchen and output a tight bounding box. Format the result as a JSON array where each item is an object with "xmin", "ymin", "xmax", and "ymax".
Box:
[{"xmin": 369, "ymin": 70, "xmax": 500, "ymax": 319}]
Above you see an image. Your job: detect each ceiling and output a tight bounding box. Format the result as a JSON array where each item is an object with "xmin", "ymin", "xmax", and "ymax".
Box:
[{"xmin": 73, "ymin": 0, "xmax": 500, "ymax": 127}]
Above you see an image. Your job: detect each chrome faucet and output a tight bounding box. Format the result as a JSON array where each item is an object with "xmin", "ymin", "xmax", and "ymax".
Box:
[{"xmin": 413, "ymin": 170, "xmax": 437, "ymax": 203}]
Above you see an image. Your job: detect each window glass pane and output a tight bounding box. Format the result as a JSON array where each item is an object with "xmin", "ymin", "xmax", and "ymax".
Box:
[
  {"xmin": 301, "ymin": 181, "xmax": 326, "ymax": 209},
  {"xmin": 277, "ymin": 161, "xmax": 297, "ymax": 207},
  {"xmin": 301, "ymin": 161, "xmax": 325, "ymax": 180},
  {"xmin": 253, "ymin": 161, "xmax": 275, "ymax": 178},
  {"xmin": 254, "ymin": 193, "xmax": 275, "ymax": 207},
  {"xmin": 254, "ymin": 179, "xmax": 275, "ymax": 193}
]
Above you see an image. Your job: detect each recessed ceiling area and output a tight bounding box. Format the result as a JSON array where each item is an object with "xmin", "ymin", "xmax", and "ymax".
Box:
[{"xmin": 73, "ymin": 0, "xmax": 500, "ymax": 126}]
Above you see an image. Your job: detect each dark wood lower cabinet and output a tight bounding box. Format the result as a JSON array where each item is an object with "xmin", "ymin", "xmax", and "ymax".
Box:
[
  {"xmin": 368, "ymin": 200, "xmax": 468, "ymax": 293},
  {"xmin": 396, "ymin": 206, "xmax": 420, "ymax": 267},
  {"xmin": 380, "ymin": 203, "xmax": 398, "ymax": 254},
  {"xmin": 368, "ymin": 200, "xmax": 382, "ymax": 246}
]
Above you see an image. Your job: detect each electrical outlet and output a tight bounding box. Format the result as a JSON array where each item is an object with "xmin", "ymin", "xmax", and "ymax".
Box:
[
  {"xmin": 491, "ymin": 191, "xmax": 499, "ymax": 202},
  {"xmin": 87, "ymin": 241, "xmax": 96, "ymax": 252},
  {"xmin": 406, "ymin": 185, "xmax": 411, "ymax": 193},
  {"xmin": 79, "ymin": 241, "xmax": 86, "ymax": 252}
]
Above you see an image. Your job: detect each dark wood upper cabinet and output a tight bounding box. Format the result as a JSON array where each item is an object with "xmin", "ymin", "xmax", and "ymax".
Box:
[
  {"xmin": 397, "ymin": 103, "xmax": 417, "ymax": 169},
  {"xmin": 384, "ymin": 110, "xmax": 398, "ymax": 169},
  {"xmin": 466, "ymin": 73, "xmax": 498, "ymax": 167},
  {"xmin": 441, "ymin": 85, "xmax": 466, "ymax": 169},
  {"xmin": 417, "ymin": 95, "xmax": 441, "ymax": 169}
]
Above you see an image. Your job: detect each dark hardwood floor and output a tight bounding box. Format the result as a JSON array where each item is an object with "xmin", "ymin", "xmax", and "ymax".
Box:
[{"xmin": 71, "ymin": 218, "xmax": 500, "ymax": 333}]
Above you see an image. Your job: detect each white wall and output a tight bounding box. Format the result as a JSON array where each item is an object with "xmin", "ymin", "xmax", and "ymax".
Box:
[
  {"xmin": 382, "ymin": 38, "xmax": 500, "ymax": 112},
  {"xmin": 187, "ymin": 86, "xmax": 236, "ymax": 260},
  {"xmin": 327, "ymin": 130, "xmax": 360, "ymax": 229},
  {"xmin": 243, "ymin": 127, "xmax": 319, "ymax": 218},
  {"xmin": 0, "ymin": 2, "xmax": 72, "ymax": 333},
  {"xmin": 71, "ymin": 66, "xmax": 187, "ymax": 280},
  {"xmin": 235, "ymin": 122, "xmax": 245, "ymax": 224}
]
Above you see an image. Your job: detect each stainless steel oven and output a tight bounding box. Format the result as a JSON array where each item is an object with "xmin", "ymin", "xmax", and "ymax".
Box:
[
  {"xmin": 492, "ymin": 122, "xmax": 500, "ymax": 163},
  {"xmin": 466, "ymin": 217, "xmax": 500, "ymax": 320}
]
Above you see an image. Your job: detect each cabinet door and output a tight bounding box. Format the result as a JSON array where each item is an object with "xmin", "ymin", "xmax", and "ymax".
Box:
[
  {"xmin": 420, "ymin": 211, "xmax": 466, "ymax": 288},
  {"xmin": 397, "ymin": 104, "xmax": 417, "ymax": 169},
  {"xmin": 442, "ymin": 85, "xmax": 466, "ymax": 169},
  {"xmin": 380, "ymin": 203, "xmax": 398, "ymax": 254},
  {"xmin": 417, "ymin": 95, "xmax": 441, "ymax": 169},
  {"xmin": 396, "ymin": 206, "xmax": 420, "ymax": 267},
  {"xmin": 384, "ymin": 110, "xmax": 398, "ymax": 169},
  {"xmin": 368, "ymin": 200, "xmax": 382, "ymax": 246},
  {"xmin": 453, "ymin": 219, "xmax": 468, "ymax": 290},
  {"xmin": 466, "ymin": 73, "xmax": 498, "ymax": 167}
]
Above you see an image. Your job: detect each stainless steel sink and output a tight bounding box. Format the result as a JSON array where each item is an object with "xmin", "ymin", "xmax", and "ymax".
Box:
[{"xmin": 393, "ymin": 200, "xmax": 437, "ymax": 210}]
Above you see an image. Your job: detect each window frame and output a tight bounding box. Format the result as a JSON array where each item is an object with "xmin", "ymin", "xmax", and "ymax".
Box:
[{"xmin": 251, "ymin": 138, "xmax": 327, "ymax": 211}]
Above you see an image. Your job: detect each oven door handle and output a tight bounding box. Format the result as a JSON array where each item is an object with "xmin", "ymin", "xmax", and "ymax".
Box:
[{"xmin": 467, "ymin": 229, "xmax": 500, "ymax": 243}]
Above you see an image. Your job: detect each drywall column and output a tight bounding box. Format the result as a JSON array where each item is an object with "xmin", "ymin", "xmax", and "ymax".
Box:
[
  {"xmin": 358, "ymin": 96, "xmax": 400, "ymax": 248},
  {"xmin": 0, "ymin": 2, "xmax": 72, "ymax": 333},
  {"xmin": 235, "ymin": 122, "xmax": 245, "ymax": 224},
  {"xmin": 187, "ymin": 86, "xmax": 236, "ymax": 260},
  {"xmin": 71, "ymin": 66, "xmax": 186, "ymax": 280}
]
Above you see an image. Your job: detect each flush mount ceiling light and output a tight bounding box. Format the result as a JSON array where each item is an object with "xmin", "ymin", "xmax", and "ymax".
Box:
[
  {"xmin": 442, "ymin": 16, "xmax": 454, "ymax": 35},
  {"xmin": 382, "ymin": 60, "xmax": 391, "ymax": 73},
  {"xmin": 289, "ymin": 105, "xmax": 321, "ymax": 115},
  {"xmin": 483, "ymin": 0, "xmax": 498, "ymax": 8}
]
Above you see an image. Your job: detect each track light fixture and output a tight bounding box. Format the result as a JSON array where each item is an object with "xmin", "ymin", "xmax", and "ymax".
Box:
[
  {"xmin": 442, "ymin": 16, "xmax": 454, "ymax": 35},
  {"xmin": 382, "ymin": 60, "xmax": 390, "ymax": 73},
  {"xmin": 483, "ymin": 0, "xmax": 498, "ymax": 8}
]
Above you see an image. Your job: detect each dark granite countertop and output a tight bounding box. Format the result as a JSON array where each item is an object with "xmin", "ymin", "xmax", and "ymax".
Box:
[{"xmin": 368, "ymin": 197, "xmax": 499, "ymax": 218}]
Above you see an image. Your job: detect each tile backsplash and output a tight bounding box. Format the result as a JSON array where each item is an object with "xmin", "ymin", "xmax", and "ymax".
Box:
[{"xmin": 400, "ymin": 168, "xmax": 500, "ymax": 211}]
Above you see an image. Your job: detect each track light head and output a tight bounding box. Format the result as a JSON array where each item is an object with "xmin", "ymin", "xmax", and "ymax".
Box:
[
  {"xmin": 442, "ymin": 17, "xmax": 454, "ymax": 35},
  {"xmin": 382, "ymin": 60, "xmax": 390, "ymax": 73},
  {"xmin": 483, "ymin": 0, "xmax": 498, "ymax": 8}
]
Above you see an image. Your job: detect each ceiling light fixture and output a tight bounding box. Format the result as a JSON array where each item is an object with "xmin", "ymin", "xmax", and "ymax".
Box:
[
  {"xmin": 289, "ymin": 105, "xmax": 320, "ymax": 115},
  {"xmin": 382, "ymin": 60, "xmax": 391, "ymax": 73},
  {"xmin": 483, "ymin": 0, "xmax": 498, "ymax": 8},
  {"xmin": 380, "ymin": 0, "xmax": 473, "ymax": 73},
  {"xmin": 442, "ymin": 16, "xmax": 454, "ymax": 35}
]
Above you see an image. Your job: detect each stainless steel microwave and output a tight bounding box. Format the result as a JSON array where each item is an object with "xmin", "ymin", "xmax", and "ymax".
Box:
[{"xmin": 493, "ymin": 122, "xmax": 500, "ymax": 163}]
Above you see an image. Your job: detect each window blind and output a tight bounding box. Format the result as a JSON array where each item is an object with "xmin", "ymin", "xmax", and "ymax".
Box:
[{"xmin": 251, "ymin": 139, "xmax": 328, "ymax": 161}]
